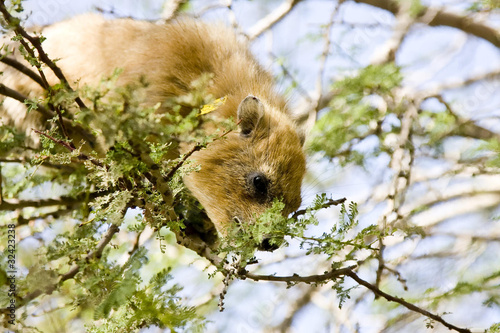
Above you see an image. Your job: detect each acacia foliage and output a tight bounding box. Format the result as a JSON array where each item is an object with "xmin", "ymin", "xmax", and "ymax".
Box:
[{"xmin": 0, "ymin": 0, "xmax": 499, "ymax": 332}]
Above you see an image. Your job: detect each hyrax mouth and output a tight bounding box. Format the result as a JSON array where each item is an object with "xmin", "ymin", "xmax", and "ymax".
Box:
[
  {"xmin": 257, "ymin": 237, "xmax": 283, "ymax": 252},
  {"xmin": 230, "ymin": 216, "xmax": 283, "ymax": 252}
]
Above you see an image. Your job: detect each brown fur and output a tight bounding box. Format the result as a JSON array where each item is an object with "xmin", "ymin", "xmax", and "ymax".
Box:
[{"xmin": 0, "ymin": 14, "xmax": 306, "ymax": 235}]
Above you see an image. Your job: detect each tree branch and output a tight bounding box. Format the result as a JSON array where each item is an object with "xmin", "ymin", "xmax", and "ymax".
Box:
[
  {"xmin": 304, "ymin": 1, "xmax": 344, "ymax": 134},
  {"xmin": 0, "ymin": 190, "xmax": 112, "ymax": 211},
  {"xmin": 345, "ymin": 270, "xmax": 472, "ymax": 333},
  {"xmin": 0, "ymin": 55, "xmax": 45, "ymax": 88},
  {"xmin": 353, "ymin": 0, "xmax": 500, "ymax": 48},
  {"xmin": 33, "ymin": 129, "xmax": 102, "ymax": 167},
  {"xmin": 241, "ymin": 265, "xmax": 356, "ymax": 284},
  {"xmin": 59, "ymin": 224, "xmax": 120, "ymax": 282},
  {"xmin": 291, "ymin": 197, "xmax": 346, "ymax": 219},
  {"xmin": 0, "ymin": 83, "xmax": 96, "ymax": 146},
  {"xmin": 240, "ymin": 265, "xmax": 470, "ymax": 332},
  {"xmin": 0, "ymin": 0, "xmax": 88, "ymax": 110},
  {"xmin": 161, "ymin": 0, "xmax": 188, "ymax": 21},
  {"xmin": 20, "ymin": 223, "xmax": 121, "ymax": 304},
  {"xmin": 247, "ymin": 0, "xmax": 303, "ymax": 40},
  {"xmin": 370, "ymin": 2, "xmax": 414, "ymax": 65},
  {"xmin": 274, "ymin": 287, "xmax": 317, "ymax": 332},
  {"xmin": 0, "ymin": 83, "xmax": 52, "ymax": 117},
  {"xmin": 417, "ymin": 67, "xmax": 500, "ymax": 97}
]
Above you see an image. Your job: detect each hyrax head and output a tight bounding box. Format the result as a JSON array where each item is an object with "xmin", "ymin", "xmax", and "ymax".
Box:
[{"xmin": 184, "ymin": 95, "xmax": 306, "ymax": 248}]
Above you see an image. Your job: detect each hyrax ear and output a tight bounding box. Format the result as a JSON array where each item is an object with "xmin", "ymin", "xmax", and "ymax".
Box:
[{"xmin": 237, "ymin": 95, "xmax": 264, "ymax": 137}]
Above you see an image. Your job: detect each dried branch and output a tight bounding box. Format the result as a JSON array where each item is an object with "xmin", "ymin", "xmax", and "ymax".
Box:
[
  {"xmin": 247, "ymin": 0, "xmax": 303, "ymax": 41},
  {"xmin": 353, "ymin": 0, "xmax": 500, "ymax": 48}
]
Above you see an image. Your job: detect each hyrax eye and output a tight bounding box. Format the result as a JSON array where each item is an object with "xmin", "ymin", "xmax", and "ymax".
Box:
[{"xmin": 249, "ymin": 173, "xmax": 268, "ymax": 196}]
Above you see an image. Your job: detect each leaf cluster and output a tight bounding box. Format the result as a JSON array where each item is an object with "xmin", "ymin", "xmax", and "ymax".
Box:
[{"xmin": 308, "ymin": 63, "xmax": 403, "ymax": 166}]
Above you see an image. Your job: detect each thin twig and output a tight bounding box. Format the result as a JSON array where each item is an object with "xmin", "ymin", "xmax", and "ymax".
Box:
[
  {"xmin": 32, "ymin": 129, "xmax": 103, "ymax": 167},
  {"xmin": 291, "ymin": 197, "xmax": 346, "ymax": 219},
  {"xmin": 345, "ymin": 270, "xmax": 472, "ymax": 333},
  {"xmin": 164, "ymin": 124, "xmax": 237, "ymax": 182},
  {"xmin": 370, "ymin": 1, "xmax": 415, "ymax": 65}
]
